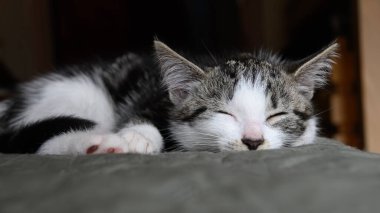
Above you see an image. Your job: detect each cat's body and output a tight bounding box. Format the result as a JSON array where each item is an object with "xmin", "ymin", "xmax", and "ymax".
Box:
[{"xmin": 0, "ymin": 41, "xmax": 338, "ymax": 155}]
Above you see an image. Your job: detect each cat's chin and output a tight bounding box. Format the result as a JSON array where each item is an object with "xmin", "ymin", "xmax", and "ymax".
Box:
[{"xmin": 219, "ymin": 142, "xmax": 249, "ymax": 152}]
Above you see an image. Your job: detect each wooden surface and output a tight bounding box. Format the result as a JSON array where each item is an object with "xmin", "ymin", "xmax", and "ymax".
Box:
[
  {"xmin": 330, "ymin": 38, "xmax": 363, "ymax": 149},
  {"xmin": 358, "ymin": 0, "xmax": 380, "ymax": 153}
]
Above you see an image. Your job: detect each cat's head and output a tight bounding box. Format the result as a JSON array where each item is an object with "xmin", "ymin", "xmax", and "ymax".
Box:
[{"xmin": 154, "ymin": 41, "xmax": 338, "ymax": 152}]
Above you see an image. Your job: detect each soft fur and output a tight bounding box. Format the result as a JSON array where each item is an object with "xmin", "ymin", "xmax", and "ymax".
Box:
[{"xmin": 0, "ymin": 41, "xmax": 338, "ymax": 155}]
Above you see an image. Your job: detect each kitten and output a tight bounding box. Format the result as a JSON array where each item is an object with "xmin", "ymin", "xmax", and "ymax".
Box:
[{"xmin": 0, "ymin": 41, "xmax": 338, "ymax": 155}]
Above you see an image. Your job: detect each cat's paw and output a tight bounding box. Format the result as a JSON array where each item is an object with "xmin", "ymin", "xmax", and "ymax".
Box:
[
  {"xmin": 118, "ymin": 124, "xmax": 163, "ymax": 154},
  {"xmin": 117, "ymin": 130, "xmax": 158, "ymax": 154},
  {"xmin": 85, "ymin": 134, "xmax": 128, "ymax": 154},
  {"xmin": 85, "ymin": 124, "xmax": 163, "ymax": 155}
]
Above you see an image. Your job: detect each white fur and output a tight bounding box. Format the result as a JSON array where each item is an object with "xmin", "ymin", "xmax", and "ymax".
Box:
[
  {"xmin": 172, "ymin": 114, "xmax": 242, "ymax": 151},
  {"xmin": 260, "ymin": 125, "xmax": 286, "ymax": 149},
  {"xmin": 10, "ymin": 74, "xmax": 115, "ymax": 131},
  {"xmin": 228, "ymin": 76, "xmax": 267, "ymax": 135},
  {"xmin": 118, "ymin": 123, "xmax": 163, "ymax": 153},
  {"xmin": 224, "ymin": 76, "xmax": 291, "ymax": 150},
  {"xmin": 38, "ymin": 130, "xmax": 114, "ymax": 155}
]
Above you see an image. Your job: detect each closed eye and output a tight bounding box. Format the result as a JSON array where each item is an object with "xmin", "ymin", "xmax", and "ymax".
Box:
[
  {"xmin": 266, "ymin": 112, "xmax": 288, "ymax": 121},
  {"xmin": 216, "ymin": 110, "xmax": 237, "ymax": 120},
  {"xmin": 216, "ymin": 110, "xmax": 233, "ymax": 116}
]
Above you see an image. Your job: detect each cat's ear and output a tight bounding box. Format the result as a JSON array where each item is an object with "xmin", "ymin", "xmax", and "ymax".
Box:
[
  {"xmin": 154, "ymin": 40, "xmax": 206, "ymax": 105},
  {"xmin": 291, "ymin": 42, "xmax": 339, "ymax": 100}
]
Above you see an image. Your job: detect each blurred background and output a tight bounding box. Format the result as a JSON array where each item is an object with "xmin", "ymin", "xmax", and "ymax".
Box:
[{"xmin": 0, "ymin": 0, "xmax": 379, "ymax": 152}]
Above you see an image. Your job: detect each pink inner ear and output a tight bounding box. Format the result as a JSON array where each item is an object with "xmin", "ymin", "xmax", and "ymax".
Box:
[
  {"xmin": 170, "ymin": 88, "xmax": 190, "ymax": 105},
  {"xmin": 173, "ymin": 88, "xmax": 189, "ymax": 100}
]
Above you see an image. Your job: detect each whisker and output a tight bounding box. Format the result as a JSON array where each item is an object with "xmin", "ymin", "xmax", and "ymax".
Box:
[
  {"xmin": 201, "ymin": 40, "xmax": 218, "ymax": 65},
  {"xmin": 313, "ymin": 108, "xmax": 332, "ymax": 117}
]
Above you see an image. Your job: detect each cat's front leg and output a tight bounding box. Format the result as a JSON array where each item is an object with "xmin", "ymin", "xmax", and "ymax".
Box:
[{"xmin": 37, "ymin": 123, "xmax": 163, "ymax": 155}]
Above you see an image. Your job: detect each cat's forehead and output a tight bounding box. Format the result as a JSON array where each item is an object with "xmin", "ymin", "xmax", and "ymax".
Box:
[
  {"xmin": 196, "ymin": 54, "xmax": 298, "ymax": 108},
  {"xmin": 225, "ymin": 54, "xmax": 274, "ymax": 69},
  {"xmin": 207, "ymin": 54, "xmax": 285, "ymax": 82}
]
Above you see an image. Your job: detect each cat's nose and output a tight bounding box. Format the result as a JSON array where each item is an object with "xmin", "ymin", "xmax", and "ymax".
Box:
[{"xmin": 241, "ymin": 138, "xmax": 264, "ymax": 150}]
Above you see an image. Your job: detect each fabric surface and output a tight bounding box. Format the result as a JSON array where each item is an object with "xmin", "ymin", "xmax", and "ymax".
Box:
[{"xmin": 1, "ymin": 138, "xmax": 380, "ymax": 213}]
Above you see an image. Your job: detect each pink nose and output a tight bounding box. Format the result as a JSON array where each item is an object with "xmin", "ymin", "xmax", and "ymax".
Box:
[
  {"xmin": 243, "ymin": 123, "xmax": 263, "ymax": 140},
  {"xmin": 242, "ymin": 123, "xmax": 264, "ymax": 150}
]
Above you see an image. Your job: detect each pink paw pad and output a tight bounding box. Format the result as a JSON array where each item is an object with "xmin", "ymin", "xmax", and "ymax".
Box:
[
  {"xmin": 86, "ymin": 145, "xmax": 99, "ymax": 154},
  {"xmin": 106, "ymin": 147, "xmax": 123, "ymax": 153}
]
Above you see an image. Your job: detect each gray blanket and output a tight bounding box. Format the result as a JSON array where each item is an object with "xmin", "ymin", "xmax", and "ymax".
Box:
[{"xmin": 1, "ymin": 138, "xmax": 380, "ymax": 213}]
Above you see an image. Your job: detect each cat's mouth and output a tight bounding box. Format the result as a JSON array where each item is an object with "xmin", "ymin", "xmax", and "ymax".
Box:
[{"xmin": 220, "ymin": 140, "xmax": 269, "ymax": 152}]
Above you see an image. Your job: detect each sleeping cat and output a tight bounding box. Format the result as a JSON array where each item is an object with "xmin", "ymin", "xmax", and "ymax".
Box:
[{"xmin": 0, "ymin": 41, "xmax": 338, "ymax": 155}]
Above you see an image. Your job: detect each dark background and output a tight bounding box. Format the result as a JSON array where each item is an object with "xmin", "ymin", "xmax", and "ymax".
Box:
[{"xmin": 51, "ymin": 0, "xmax": 356, "ymax": 64}]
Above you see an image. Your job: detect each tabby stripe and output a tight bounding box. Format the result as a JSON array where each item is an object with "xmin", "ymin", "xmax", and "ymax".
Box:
[
  {"xmin": 181, "ymin": 107, "xmax": 207, "ymax": 122},
  {"xmin": 271, "ymin": 94, "xmax": 278, "ymax": 109},
  {"xmin": 293, "ymin": 110, "xmax": 310, "ymax": 121}
]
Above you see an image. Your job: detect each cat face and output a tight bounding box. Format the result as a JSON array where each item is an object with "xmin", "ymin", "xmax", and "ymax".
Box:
[{"xmin": 155, "ymin": 41, "xmax": 338, "ymax": 152}]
